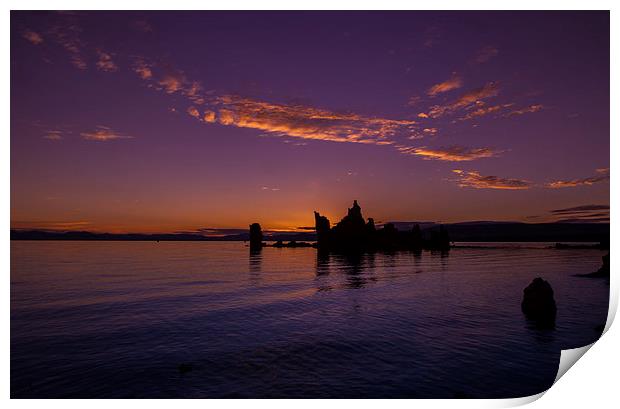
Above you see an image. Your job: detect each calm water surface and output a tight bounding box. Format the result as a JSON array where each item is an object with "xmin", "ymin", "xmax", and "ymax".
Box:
[{"xmin": 11, "ymin": 241, "xmax": 609, "ymax": 398}]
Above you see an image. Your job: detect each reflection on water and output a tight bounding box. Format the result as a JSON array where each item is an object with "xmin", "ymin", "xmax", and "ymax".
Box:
[
  {"xmin": 11, "ymin": 241, "xmax": 608, "ymax": 398},
  {"xmin": 249, "ymin": 249, "xmax": 262, "ymax": 286}
]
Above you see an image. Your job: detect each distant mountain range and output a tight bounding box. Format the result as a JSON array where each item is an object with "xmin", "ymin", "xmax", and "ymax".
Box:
[{"xmin": 10, "ymin": 221, "xmax": 609, "ymax": 243}]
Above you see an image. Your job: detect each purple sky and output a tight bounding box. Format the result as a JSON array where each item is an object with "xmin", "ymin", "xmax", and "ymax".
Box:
[{"xmin": 11, "ymin": 11, "xmax": 609, "ymax": 233}]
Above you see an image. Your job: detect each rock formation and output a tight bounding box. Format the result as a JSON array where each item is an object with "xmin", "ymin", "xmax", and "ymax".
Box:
[
  {"xmin": 249, "ymin": 223, "xmax": 263, "ymax": 250},
  {"xmin": 521, "ymin": 277, "xmax": 557, "ymax": 327},
  {"xmin": 314, "ymin": 200, "xmax": 451, "ymax": 252},
  {"xmin": 251, "ymin": 201, "xmax": 451, "ymax": 252}
]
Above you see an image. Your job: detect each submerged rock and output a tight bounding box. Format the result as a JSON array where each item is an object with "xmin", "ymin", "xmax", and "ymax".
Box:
[
  {"xmin": 269, "ymin": 240, "xmax": 314, "ymax": 248},
  {"xmin": 521, "ymin": 277, "xmax": 557, "ymax": 327},
  {"xmin": 577, "ymin": 253, "xmax": 609, "ymax": 278}
]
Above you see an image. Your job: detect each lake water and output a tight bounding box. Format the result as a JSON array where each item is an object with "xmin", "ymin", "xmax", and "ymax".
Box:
[{"xmin": 11, "ymin": 241, "xmax": 609, "ymax": 398}]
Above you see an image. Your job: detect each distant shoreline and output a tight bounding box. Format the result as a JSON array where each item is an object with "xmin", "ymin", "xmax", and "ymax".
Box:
[
  {"xmin": 10, "ymin": 221, "xmax": 609, "ymax": 244},
  {"xmin": 10, "ymin": 237, "xmax": 605, "ymax": 248}
]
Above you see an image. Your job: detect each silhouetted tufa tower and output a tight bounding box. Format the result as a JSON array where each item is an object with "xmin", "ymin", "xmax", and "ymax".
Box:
[{"xmin": 249, "ymin": 223, "xmax": 263, "ymax": 250}]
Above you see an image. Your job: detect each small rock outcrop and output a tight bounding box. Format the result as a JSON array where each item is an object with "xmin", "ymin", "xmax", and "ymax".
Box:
[
  {"xmin": 249, "ymin": 223, "xmax": 263, "ymax": 250},
  {"xmin": 521, "ymin": 277, "xmax": 557, "ymax": 327},
  {"xmin": 598, "ymin": 253, "xmax": 610, "ymax": 276}
]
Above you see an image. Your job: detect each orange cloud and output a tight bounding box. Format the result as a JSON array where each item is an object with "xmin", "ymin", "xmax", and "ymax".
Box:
[
  {"xmin": 218, "ymin": 109, "xmax": 235, "ymax": 125},
  {"xmin": 209, "ymin": 95, "xmax": 417, "ymax": 146},
  {"xmin": 397, "ymin": 145, "xmax": 501, "ymax": 161},
  {"xmin": 80, "ymin": 126, "xmax": 133, "ymax": 141},
  {"xmin": 428, "ymin": 82, "xmax": 500, "ymax": 118},
  {"xmin": 203, "ymin": 111, "xmax": 216, "ymax": 123},
  {"xmin": 23, "ymin": 30, "xmax": 43, "ymax": 45},
  {"xmin": 187, "ymin": 106, "xmax": 200, "ymax": 119},
  {"xmin": 417, "ymin": 112, "xmax": 429, "ymax": 118},
  {"xmin": 546, "ymin": 168, "xmax": 609, "ymax": 189},
  {"xmin": 133, "ymin": 59, "xmax": 153, "ymax": 79},
  {"xmin": 452, "ymin": 169, "xmax": 531, "ymax": 190},
  {"xmin": 96, "ymin": 50, "xmax": 118, "ymax": 72},
  {"xmin": 158, "ymin": 74, "xmax": 184, "ymax": 93},
  {"xmin": 136, "ymin": 61, "xmax": 209, "ymax": 105},
  {"xmin": 427, "ymin": 75, "xmax": 462, "ymax": 96}
]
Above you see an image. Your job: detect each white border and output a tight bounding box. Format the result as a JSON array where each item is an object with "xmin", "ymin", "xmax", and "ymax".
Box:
[{"xmin": 3, "ymin": 1, "xmax": 618, "ymax": 407}]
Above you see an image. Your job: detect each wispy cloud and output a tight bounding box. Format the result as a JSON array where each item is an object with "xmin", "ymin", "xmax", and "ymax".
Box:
[
  {"xmin": 459, "ymin": 103, "xmax": 514, "ymax": 121},
  {"xmin": 12, "ymin": 220, "xmax": 92, "ymax": 231},
  {"xmin": 474, "ymin": 46, "xmax": 499, "ymax": 64},
  {"xmin": 133, "ymin": 59, "xmax": 210, "ymax": 106},
  {"xmin": 426, "ymin": 82, "xmax": 500, "ymax": 118},
  {"xmin": 48, "ymin": 23, "xmax": 87, "ymax": 69},
  {"xmin": 132, "ymin": 19, "xmax": 153, "ymax": 33},
  {"xmin": 407, "ymin": 96, "xmax": 422, "ymax": 107},
  {"xmin": 96, "ymin": 50, "xmax": 118, "ymax": 72},
  {"xmin": 44, "ymin": 130, "xmax": 63, "ymax": 140},
  {"xmin": 80, "ymin": 126, "xmax": 133, "ymax": 141},
  {"xmin": 131, "ymin": 59, "xmax": 420, "ymax": 149},
  {"xmin": 193, "ymin": 95, "xmax": 417, "ymax": 146},
  {"xmin": 546, "ymin": 168, "xmax": 609, "ymax": 189},
  {"xmin": 427, "ymin": 75, "xmax": 462, "ymax": 96},
  {"xmin": 452, "ymin": 169, "xmax": 531, "ymax": 190},
  {"xmin": 550, "ymin": 204, "xmax": 610, "ymax": 214},
  {"xmin": 505, "ymin": 104, "xmax": 544, "ymax": 117},
  {"xmin": 548, "ymin": 204, "xmax": 610, "ymax": 223},
  {"xmin": 423, "ymin": 25, "xmax": 442, "ymax": 48},
  {"xmin": 397, "ymin": 145, "xmax": 501, "ymax": 161},
  {"xmin": 23, "ymin": 29, "xmax": 43, "ymax": 45},
  {"xmin": 554, "ymin": 216, "xmax": 609, "ymax": 223}
]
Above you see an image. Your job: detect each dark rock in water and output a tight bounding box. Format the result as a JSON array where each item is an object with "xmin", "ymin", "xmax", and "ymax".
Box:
[
  {"xmin": 249, "ymin": 223, "xmax": 263, "ymax": 250},
  {"xmin": 284, "ymin": 240, "xmax": 313, "ymax": 247},
  {"xmin": 178, "ymin": 363, "xmax": 193, "ymax": 374},
  {"xmin": 268, "ymin": 240, "xmax": 313, "ymax": 248},
  {"xmin": 579, "ymin": 253, "xmax": 610, "ymax": 278},
  {"xmin": 521, "ymin": 278, "xmax": 557, "ymax": 327}
]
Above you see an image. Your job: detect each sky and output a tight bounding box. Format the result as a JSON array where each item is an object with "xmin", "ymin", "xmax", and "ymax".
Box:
[{"xmin": 10, "ymin": 11, "xmax": 610, "ymax": 234}]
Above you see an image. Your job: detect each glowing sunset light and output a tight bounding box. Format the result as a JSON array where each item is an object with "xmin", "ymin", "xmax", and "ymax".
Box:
[{"xmin": 11, "ymin": 11, "xmax": 609, "ymax": 232}]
